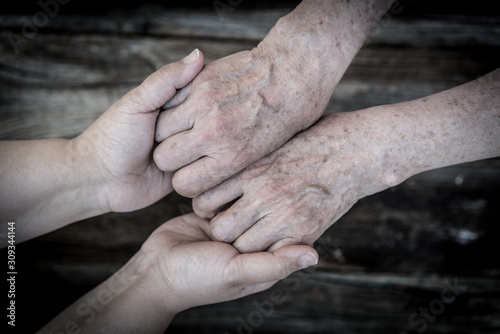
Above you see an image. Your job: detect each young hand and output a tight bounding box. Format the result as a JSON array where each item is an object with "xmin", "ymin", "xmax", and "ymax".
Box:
[{"xmin": 76, "ymin": 49, "xmax": 205, "ymax": 213}]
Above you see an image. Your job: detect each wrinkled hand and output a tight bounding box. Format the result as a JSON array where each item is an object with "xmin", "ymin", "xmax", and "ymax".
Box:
[
  {"xmin": 142, "ymin": 213, "xmax": 318, "ymax": 313},
  {"xmin": 154, "ymin": 41, "xmax": 332, "ymax": 198},
  {"xmin": 75, "ymin": 50, "xmax": 205, "ymax": 212},
  {"xmin": 193, "ymin": 111, "xmax": 404, "ymax": 253}
]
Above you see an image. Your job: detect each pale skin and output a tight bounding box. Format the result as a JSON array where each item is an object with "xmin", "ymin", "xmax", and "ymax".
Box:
[
  {"xmin": 154, "ymin": 0, "xmax": 396, "ymax": 198},
  {"xmin": 0, "ymin": 52, "xmax": 318, "ymax": 332},
  {"xmin": 1, "ymin": 49, "xmax": 205, "ymax": 242},
  {"xmin": 38, "ymin": 214, "xmax": 317, "ymax": 333},
  {"xmin": 193, "ymin": 69, "xmax": 500, "ymax": 253}
]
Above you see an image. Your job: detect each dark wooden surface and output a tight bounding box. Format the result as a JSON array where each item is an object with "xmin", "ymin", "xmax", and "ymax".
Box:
[{"xmin": 1, "ymin": 1, "xmax": 500, "ymax": 333}]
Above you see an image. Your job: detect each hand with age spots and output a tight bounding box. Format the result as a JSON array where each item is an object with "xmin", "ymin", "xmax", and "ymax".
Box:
[
  {"xmin": 153, "ymin": 0, "xmax": 395, "ymax": 198},
  {"xmin": 193, "ymin": 112, "xmax": 384, "ymax": 253},
  {"xmin": 193, "ymin": 70, "xmax": 500, "ymax": 253}
]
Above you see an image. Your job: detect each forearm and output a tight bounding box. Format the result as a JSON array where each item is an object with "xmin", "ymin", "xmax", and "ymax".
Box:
[
  {"xmin": 375, "ymin": 69, "xmax": 500, "ymax": 184},
  {"xmin": 259, "ymin": 0, "xmax": 395, "ymax": 93},
  {"xmin": 294, "ymin": 68, "xmax": 500, "ymax": 203},
  {"xmin": 320, "ymin": 68, "xmax": 500, "ymax": 198},
  {"xmin": 0, "ymin": 139, "xmax": 106, "ymax": 243},
  {"xmin": 38, "ymin": 250, "xmax": 174, "ymax": 334}
]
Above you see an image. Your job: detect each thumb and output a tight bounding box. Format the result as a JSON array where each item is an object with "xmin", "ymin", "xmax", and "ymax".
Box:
[
  {"xmin": 119, "ymin": 49, "xmax": 205, "ymax": 114},
  {"xmin": 228, "ymin": 245, "xmax": 319, "ymax": 286}
]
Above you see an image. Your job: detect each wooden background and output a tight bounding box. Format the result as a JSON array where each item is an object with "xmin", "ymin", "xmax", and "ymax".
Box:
[{"xmin": 1, "ymin": 0, "xmax": 499, "ymax": 333}]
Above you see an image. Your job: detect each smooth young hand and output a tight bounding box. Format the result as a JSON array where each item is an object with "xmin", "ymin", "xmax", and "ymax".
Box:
[
  {"xmin": 75, "ymin": 49, "xmax": 205, "ymax": 213},
  {"xmin": 0, "ymin": 49, "xmax": 205, "ymax": 242},
  {"xmin": 39, "ymin": 214, "xmax": 318, "ymax": 333},
  {"xmin": 143, "ymin": 214, "xmax": 318, "ymax": 313}
]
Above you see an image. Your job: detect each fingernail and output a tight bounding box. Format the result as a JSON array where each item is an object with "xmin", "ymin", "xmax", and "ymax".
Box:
[
  {"xmin": 183, "ymin": 48, "xmax": 200, "ymax": 64},
  {"xmin": 299, "ymin": 252, "xmax": 318, "ymax": 268}
]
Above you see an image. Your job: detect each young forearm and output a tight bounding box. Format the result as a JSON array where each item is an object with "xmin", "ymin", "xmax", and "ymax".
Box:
[
  {"xmin": 38, "ymin": 250, "xmax": 174, "ymax": 334},
  {"xmin": 0, "ymin": 139, "xmax": 106, "ymax": 243}
]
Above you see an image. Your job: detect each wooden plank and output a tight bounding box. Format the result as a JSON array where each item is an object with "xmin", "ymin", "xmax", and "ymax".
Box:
[
  {"xmin": 169, "ymin": 270, "xmax": 500, "ymax": 334},
  {"xmin": 1, "ymin": 6, "xmax": 499, "ymax": 46}
]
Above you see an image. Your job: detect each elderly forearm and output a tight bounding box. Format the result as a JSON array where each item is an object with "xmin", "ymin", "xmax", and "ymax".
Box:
[
  {"xmin": 357, "ymin": 68, "xmax": 500, "ymax": 194},
  {"xmin": 258, "ymin": 0, "xmax": 396, "ymax": 94},
  {"xmin": 0, "ymin": 139, "xmax": 106, "ymax": 243}
]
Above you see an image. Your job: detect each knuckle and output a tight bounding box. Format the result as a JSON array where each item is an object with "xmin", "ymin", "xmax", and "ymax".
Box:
[
  {"xmin": 192, "ymin": 195, "xmax": 212, "ymax": 218},
  {"xmin": 259, "ymin": 183, "xmax": 284, "ymax": 202},
  {"xmin": 225, "ymin": 263, "xmax": 244, "ymax": 288},
  {"xmin": 172, "ymin": 172, "xmax": 195, "ymax": 197},
  {"xmin": 203, "ymin": 116, "xmax": 233, "ymax": 143},
  {"xmin": 233, "ymin": 238, "xmax": 257, "ymax": 254},
  {"xmin": 210, "ymin": 222, "xmax": 231, "ymax": 243},
  {"xmin": 153, "ymin": 147, "xmax": 168, "ymax": 171},
  {"xmin": 272, "ymin": 262, "xmax": 289, "ymax": 280},
  {"xmin": 125, "ymin": 86, "xmax": 154, "ymax": 111}
]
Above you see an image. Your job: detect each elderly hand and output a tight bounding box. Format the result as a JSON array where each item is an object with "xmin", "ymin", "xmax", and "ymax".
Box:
[
  {"xmin": 153, "ymin": 46, "xmax": 330, "ymax": 198},
  {"xmin": 192, "ymin": 69, "xmax": 500, "ymax": 253},
  {"xmin": 152, "ymin": 0, "xmax": 395, "ymax": 198},
  {"xmin": 192, "ymin": 111, "xmax": 394, "ymax": 252}
]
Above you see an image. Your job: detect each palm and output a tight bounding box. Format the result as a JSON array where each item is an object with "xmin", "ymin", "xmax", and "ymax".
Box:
[
  {"xmin": 144, "ymin": 214, "xmax": 273, "ymax": 312},
  {"xmin": 87, "ymin": 105, "xmax": 172, "ymax": 213}
]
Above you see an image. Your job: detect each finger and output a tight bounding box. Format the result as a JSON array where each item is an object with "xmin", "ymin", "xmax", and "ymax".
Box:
[
  {"xmin": 155, "ymin": 102, "xmax": 194, "ymax": 142},
  {"xmin": 237, "ymin": 281, "xmax": 278, "ymax": 298},
  {"xmin": 172, "ymin": 155, "xmax": 232, "ymax": 198},
  {"xmin": 193, "ymin": 177, "xmax": 244, "ymax": 219},
  {"xmin": 267, "ymin": 237, "xmax": 306, "ymax": 253},
  {"xmin": 232, "ymin": 215, "xmax": 290, "ymax": 253},
  {"xmin": 153, "ymin": 130, "xmax": 204, "ymax": 172},
  {"xmin": 119, "ymin": 49, "xmax": 205, "ymax": 114},
  {"xmin": 226, "ymin": 245, "xmax": 318, "ymax": 287},
  {"xmin": 208, "ymin": 195, "xmax": 266, "ymax": 243},
  {"xmin": 161, "ymin": 83, "xmax": 192, "ymax": 110}
]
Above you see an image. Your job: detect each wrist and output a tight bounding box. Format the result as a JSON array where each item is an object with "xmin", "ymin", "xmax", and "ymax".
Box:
[
  {"xmin": 255, "ymin": 1, "xmax": 393, "ymax": 122},
  {"xmin": 262, "ymin": 0, "xmax": 393, "ymax": 75},
  {"xmin": 308, "ymin": 111, "xmax": 412, "ymax": 199},
  {"xmin": 138, "ymin": 241, "xmax": 184, "ymax": 316},
  {"xmin": 124, "ymin": 249, "xmax": 178, "ymax": 319},
  {"xmin": 67, "ymin": 135, "xmax": 111, "ymax": 217}
]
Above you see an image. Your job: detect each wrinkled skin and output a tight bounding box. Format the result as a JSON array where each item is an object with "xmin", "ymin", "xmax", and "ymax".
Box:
[
  {"xmin": 193, "ymin": 68, "xmax": 500, "ymax": 253},
  {"xmin": 152, "ymin": 0, "xmax": 387, "ymax": 199},
  {"xmin": 154, "ymin": 44, "xmax": 332, "ymax": 198},
  {"xmin": 193, "ymin": 111, "xmax": 402, "ymax": 253}
]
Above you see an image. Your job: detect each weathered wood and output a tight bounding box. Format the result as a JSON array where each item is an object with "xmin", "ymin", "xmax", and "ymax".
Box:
[
  {"xmin": 1, "ymin": 5, "xmax": 500, "ymax": 46},
  {"xmin": 1, "ymin": 34, "xmax": 499, "ymax": 140},
  {"xmin": 169, "ymin": 271, "xmax": 500, "ymax": 334}
]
